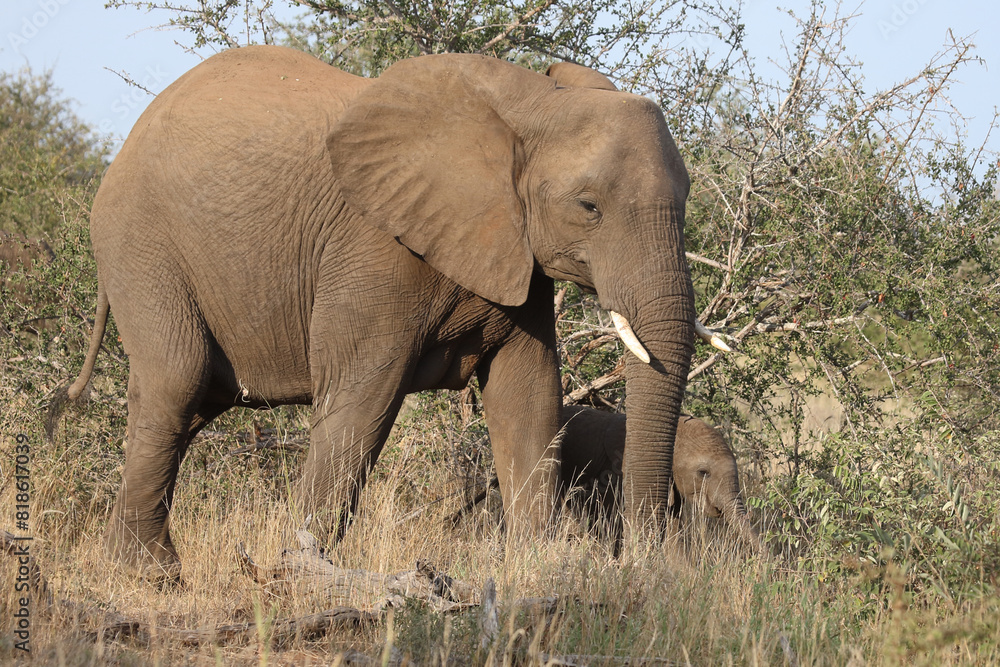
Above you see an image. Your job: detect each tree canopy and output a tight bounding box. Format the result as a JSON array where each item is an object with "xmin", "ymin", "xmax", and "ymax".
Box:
[{"xmin": 0, "ymin": 70, "xmax": 109, "ymax": 237}]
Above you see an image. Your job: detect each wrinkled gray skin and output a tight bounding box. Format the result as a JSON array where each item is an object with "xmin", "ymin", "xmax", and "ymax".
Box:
[
  {"xmin": 560, "ymin": 406, "xmax": 758, "ymax": 544},
  {"xmin": 63, "ymin": 47, "xmax": 695, "ymax": 578}
]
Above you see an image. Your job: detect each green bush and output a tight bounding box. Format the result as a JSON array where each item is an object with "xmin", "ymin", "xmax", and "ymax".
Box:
[{"xmin": 0, "ymin": 70, "xmax": 109, "ymax": 237}]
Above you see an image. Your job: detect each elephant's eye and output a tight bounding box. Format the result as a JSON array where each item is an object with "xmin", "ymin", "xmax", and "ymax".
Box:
[
  {"xmin": 698, "ymin": 469, "xmax": 710, "ymax": 478},
  {"xmin": 578, "ymin": 199, "xmax": 600, "ymax": 215}
]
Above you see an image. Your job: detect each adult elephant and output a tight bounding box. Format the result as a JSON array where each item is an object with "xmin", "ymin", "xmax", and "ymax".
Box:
[{"xmin": 63, "ymin": 46, "xmax": 698, "ymax": 578}]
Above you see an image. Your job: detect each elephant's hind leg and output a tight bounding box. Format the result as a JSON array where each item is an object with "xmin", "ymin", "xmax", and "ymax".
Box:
[{"xmin": 105, "ymin": 334, "xmax": 213, "ymax": 581}]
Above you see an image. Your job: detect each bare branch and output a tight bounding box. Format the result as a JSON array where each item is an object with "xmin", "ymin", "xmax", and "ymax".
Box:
[
  {"xmin": 685, "ymin": 251, "xmax": 730, "ymax": 272},
  {"xmin": 563, "ymin": 360, "xmax": 624, "ymax": 404},
  {"xmin": 102, "ymin": 68, "xmax": 157, "ymax": 96},
  {"xmin": 892, "ymin": 355, "xmax": 948, "ymax": 378},
  {"xmin": 754, "ymin": 315, "xmax": 859, "ymax": 333},
  {"xmin": 475, "ymin": 0, "xmax": 558, "ymax": 55}
]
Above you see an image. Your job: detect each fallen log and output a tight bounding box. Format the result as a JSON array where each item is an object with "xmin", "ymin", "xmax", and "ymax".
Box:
[
  {"xmin": 83, "ymin": 605, "xmax": 377, "ymax": 647},
  {"xmin": 0, "ymin": 529, "xmax": 376, "ymax": 648},
  {"xmin": 236, "ymin": 525, "xmax": 480, "ymax": 613},
  {"xmin": 0, "ymin": 526, "xmax": 574, "ymax": 654}
]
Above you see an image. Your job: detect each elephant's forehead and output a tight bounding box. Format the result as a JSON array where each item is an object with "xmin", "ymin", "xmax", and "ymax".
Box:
[
  {"xmin": 534, "ymin": 91, "xmax": 681, "ymax": 190},
  {"xmin": 550, "ymin": 89, "xmax": 668, "ymax": 139}
]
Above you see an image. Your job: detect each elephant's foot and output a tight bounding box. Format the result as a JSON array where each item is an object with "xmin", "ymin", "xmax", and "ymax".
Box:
[
  {"xmin": 104, "ymin": 513, "xmax": 182, "ymax": 585},
  {"xmin": 291, "ymin": 486, "xmax": 355, "ymax": 547}
]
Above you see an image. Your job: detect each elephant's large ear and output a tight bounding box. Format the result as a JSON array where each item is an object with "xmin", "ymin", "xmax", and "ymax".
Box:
[
  {"xmin": 544, "ymin": 62, "xmax": 618, "ymax": 91},
  {"xmin": 327, "ymin": 55, "xmax": 544, "ymax": 307}
]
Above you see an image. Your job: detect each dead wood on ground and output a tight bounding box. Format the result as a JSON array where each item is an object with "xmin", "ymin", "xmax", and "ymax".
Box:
[
  {"xmin": 236, "ymin": 524, "xmax": 480, "ymax": 613},
  {"xmin": 1, "ymin": 524, "xmax": 602, "ymax": 659}
]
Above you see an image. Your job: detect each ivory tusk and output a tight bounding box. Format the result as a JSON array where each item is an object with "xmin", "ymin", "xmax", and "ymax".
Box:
[
  {"xmin": 695, "ymin": 320, "xmax": 733, "ymax": 353},
  {"xmin": 610, "ymin": 311, "xmax": 651, "ymax": 364}
]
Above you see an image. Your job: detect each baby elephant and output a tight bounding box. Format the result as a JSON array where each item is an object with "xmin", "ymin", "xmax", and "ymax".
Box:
[
  {"xmin": 457, "ymin": 406, "xmax": 759, "ymax": 545},
  {"xmin": 559, "ymin": 405, "xmax": 758, "ymax": 543}
]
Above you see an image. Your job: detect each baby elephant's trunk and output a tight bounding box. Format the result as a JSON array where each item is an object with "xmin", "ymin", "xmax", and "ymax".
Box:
[{"xmin": 721, "ymin": 493, "xmax": 762, "ymax": 549}]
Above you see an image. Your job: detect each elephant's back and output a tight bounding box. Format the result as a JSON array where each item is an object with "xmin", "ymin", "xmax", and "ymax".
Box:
[
  {"xmin": 91, "ymin": 44, "xmax": 366, "ymax": 270},
  {"xmin": 109, "ymin": 46, "xmax": 364, "ymax": 170},
  {"xmin": 89, "ymin": 46, "xmax": 370, "ymax": 403},
  {"xmin": 158, "ymin": 45, "xmax": 364, "ymax": 120}
]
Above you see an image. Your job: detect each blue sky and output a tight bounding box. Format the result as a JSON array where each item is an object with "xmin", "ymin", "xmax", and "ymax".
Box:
[
  {"xmin": 1, "ymin": 1, "xmax": 997, "ymax": 155},
  {"xmin": 742, "ymin": 1, "xmax": 998, "ymax": 155}
]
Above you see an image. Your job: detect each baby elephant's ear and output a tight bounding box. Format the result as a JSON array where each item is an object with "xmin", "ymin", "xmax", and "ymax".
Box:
[
  {"xmin": 545, "ymin": 62, "xmax": 618, "ymax": 91},
  {"xmin": 327, "ymin": 54, "xmax": 536, "ymax": 307}
]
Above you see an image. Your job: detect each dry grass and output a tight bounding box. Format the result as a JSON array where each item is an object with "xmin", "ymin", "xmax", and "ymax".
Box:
[
  {"xmin": 2, "ymin": 392, "xmax": 995, "ymax": 667},
  {"xmin": 0, "ymin": 397, "xmax": 755, "ymax": 665}
]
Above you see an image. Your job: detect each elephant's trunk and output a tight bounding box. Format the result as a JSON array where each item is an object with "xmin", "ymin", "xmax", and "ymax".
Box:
[
  {"xmin": 602, "ymin": 203, "xmax": 696, "ymax": 535},
  {"xmin": 621, "ymin": 324, "xmax": 694, "ymax": 533},
  {"xmin": 721, "ymin": 490, "xmax": 762, "ymax": 549}
]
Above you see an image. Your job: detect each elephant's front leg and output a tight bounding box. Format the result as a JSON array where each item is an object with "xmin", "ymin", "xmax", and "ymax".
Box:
[
  {"xmin": 478, "ymin": 325, "xmax": 562, "ymax": 535},
  {"xmin": 297, "ymin": 364, "xmax": 409, "ymax": 542}
]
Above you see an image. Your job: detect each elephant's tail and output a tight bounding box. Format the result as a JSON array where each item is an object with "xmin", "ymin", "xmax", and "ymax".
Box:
[{"xmin": 45, "ymin": 282, "xmax": 110, "ymax": 440}]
